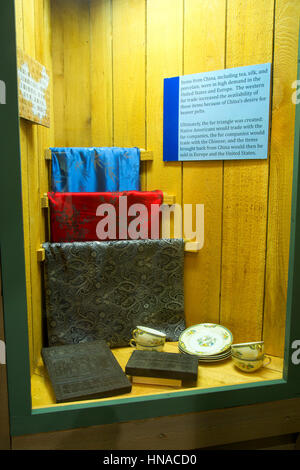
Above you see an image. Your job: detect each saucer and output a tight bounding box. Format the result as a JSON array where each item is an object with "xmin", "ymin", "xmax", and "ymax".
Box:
[{"xmin": 178, "ymin": 323, "xmax": 233, "ymax": 357}]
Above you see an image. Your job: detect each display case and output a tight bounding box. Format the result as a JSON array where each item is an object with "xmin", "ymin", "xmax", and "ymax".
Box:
[{"xmin": 0, "ymin": 0, "xmax": 300, "ymax": 438}]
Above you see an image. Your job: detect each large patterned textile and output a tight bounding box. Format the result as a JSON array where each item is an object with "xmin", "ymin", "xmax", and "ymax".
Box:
[
  {"xmin": 48, "ymin": 190, "xmax": 163, "ymax": 242},
  {"xmin": 43, "ymin": 239, "xmax": 185, "ymax": 348},
  {"xmin": 51, "ymin": 147, "xmax": 140, "ymax": 192}
]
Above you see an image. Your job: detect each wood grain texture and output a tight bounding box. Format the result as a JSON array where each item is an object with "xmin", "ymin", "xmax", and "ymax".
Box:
[
  {"xmin": 146, "ymin": 0, "xmax": 183, "ymax": 223},
  {"xmin": 183, "ymin": 0, "xmax": 226, "ymax": 326},
  {"xmin": 34, "ymin": 0, "xmax": 54, "ymax": 341},
  {"xmin": 112, "ymin": 0, "xmax": 146, "ymax": 188},
  {"xmin": 44, "ymin": 148, "xmax": 153, "ymax": 161},
  {"xmin": 19, "ymin": 121, "xmax": 34, "ymax": 369},
  {"xmin": 263, "ymin": 0, "xmax": 300, "ymax": 356},
  {"xmin": 14, "ymin": 0, "xmax": 24, "ymax": 49},
  {"xmin": 34, "ymin": 0, "xmax": 49, "ymax": 241},
  {"xmin": 52, "ymin": 0, "xmax": 91, "ymax": 147},
  {"xmin": 51, "ymin": 0, "xmax": 65, "ymax": 146},
  {"xmin": 220, "ymin": 0, "xmax": 274, "ymax": 343},
  {"xmin": 16, "ymin": 0, "xmax": 54, "ymax": 372},
  {"xmin": 64, "ymin": 0, "xmax": 91, "ymax": 147},
  {"xmin": 12, "ymin": 397, "xmax": 300, "ymax": 450},
  {"xmin": 23, "ymin": 0, "xmax": 41, "ymax": 373},
  {"xmin": 26, "ymin": 122, "xmax": 44, "ymax": 372},
  {"xmin": 35, "ymin": 0, "xmax": 54, "ymax": 243},
  {"xmin": 90, "ymin": 0, "xmax": 113, "ymax": 147},
  {"xmin": 112, "ymin": 0, "xmax": 145, "ymax": 148}
]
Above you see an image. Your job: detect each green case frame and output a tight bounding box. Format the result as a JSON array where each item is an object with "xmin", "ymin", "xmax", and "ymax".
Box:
[{"xmin": 0, "ymin": 2, "xmax": 299, "ymax": 436}]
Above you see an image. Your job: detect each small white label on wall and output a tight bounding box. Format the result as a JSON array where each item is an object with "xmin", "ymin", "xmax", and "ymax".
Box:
[
  {"xmin": 18, "ymin": 63, "xmax": 49, "ymax": 120},
  {"xmin": 17, "ymin": 49, "xmax": 50, "ymax": 127},
  {"xmin": 0, "ymin": 80, "xmax": 6, "ymax": 104}
]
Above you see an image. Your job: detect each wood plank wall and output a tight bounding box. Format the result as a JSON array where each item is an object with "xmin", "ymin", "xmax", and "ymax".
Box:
[
  {"xmin": 15, "ymin": 0, "xmax": 54, "ymax": 373},
  {"xmin": 51, "ymin": 0, "xmax": 299, "ymax": 357},
  {"xmin": 16, "ymin": 0, "xmax": 299, "ymax": 371}
]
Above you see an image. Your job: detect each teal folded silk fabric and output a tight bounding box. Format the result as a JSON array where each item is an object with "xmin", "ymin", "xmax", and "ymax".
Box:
[
  {"xmin": 43, "ymin": 239, "xmax": 185, "ymax": 348},
  {"xmin": 51, "ymin": 147, "xmax": 140, "ymax": 192}
]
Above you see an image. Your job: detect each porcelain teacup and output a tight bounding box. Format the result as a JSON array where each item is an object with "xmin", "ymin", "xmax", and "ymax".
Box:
[
  {"xmin": 231, "ymin": 341, "xmax": 264, "ymax": 360},
  {"xmin": 130, "ymin": 326, "xmax": 166, "ymax": 349},
  {"xmin": 129, "ymin": 340, "xmax": 165, "ymax": 352},
  {"xmin": 231, "ymin": 354, "xmax": 271, "ymax": 373}
]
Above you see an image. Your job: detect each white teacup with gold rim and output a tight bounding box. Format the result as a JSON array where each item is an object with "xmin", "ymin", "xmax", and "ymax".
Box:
[
  {"xmin": 130, "ymin": 326, "xmax": 166, "ymax": 348},
  {"xmin": 232, "ymin": 355, "xmax": 271, "ymax": 373},
  {"xmin": 231, "ymin": 341, "xmax": 264, "ymax": 360},
  {"xmin": 129, "ymin": 340, "xmax": 165, "ymax": 352}
]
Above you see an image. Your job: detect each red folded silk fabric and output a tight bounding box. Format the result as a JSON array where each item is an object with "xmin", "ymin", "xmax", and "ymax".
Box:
[{"xmin": 48, "ymin": 190, "xmax": 164, "ymax": 242}]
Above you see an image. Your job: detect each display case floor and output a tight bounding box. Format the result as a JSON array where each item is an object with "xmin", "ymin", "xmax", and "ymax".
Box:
[{"xmin": 31, "ymin": 342, "xmax": 283, "ymax": 409}]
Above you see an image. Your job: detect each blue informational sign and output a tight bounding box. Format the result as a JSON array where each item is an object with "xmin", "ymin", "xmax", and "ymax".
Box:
[{"xmin": 163, "ymin": 63, "xmax": 271, "ymax": 161}]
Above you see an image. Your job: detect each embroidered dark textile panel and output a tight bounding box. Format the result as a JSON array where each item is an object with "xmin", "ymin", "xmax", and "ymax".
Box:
[{"xmin": 43, "ymin": 239, "xmax": 185, "ymax": 348}]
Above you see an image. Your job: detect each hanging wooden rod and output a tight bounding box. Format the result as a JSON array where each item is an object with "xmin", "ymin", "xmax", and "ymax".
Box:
[
  {"xmin": 44, "ymin": 149, "xmax": 153, "ymax": 162},
  {"xmin": 42, "ymin": 192, "xmax": 176, "ymax": 207},
  {"xmin": 37, "ymin": 238, "xmax": 201, "ymax": 261}
]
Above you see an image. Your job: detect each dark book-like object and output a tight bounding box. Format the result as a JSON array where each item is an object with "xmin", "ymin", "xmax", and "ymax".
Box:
[
  {"xmin": 42, "ymin": 340, "xmax": 132, "ymax": 403},
  {"xmin": 125, "ymin": 350, "xmax": 198, "ymax": 387}
]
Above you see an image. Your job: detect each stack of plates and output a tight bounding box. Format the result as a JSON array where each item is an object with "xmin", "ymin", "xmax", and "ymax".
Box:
[{"xmin": 178, "ymin": 323, "xmax": 233, "ymax": 362}]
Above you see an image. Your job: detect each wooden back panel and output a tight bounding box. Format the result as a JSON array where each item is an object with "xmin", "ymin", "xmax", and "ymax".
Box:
[{"xmin": 15, "ymin": 0, "xmax": 300, "ymax": 374}]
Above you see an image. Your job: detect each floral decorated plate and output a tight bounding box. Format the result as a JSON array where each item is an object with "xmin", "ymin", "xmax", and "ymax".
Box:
[
  {"xmin": 178, "ymin": 323, "xmax": 233, "ymax": 357},
  {"xmin": 197, "ymin": 354, "xmax": 232, "ymax": 363},
  {"xmin": 179, "ymin": 351, "xmax": 232, "ymax": 362},
  {"xmin": 178, "ymin": 344, "xmax": 232, "ymax": 361},
  {"xmin": 178, "ymin": 342, "xmax": 231, "ymax": 357}
]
